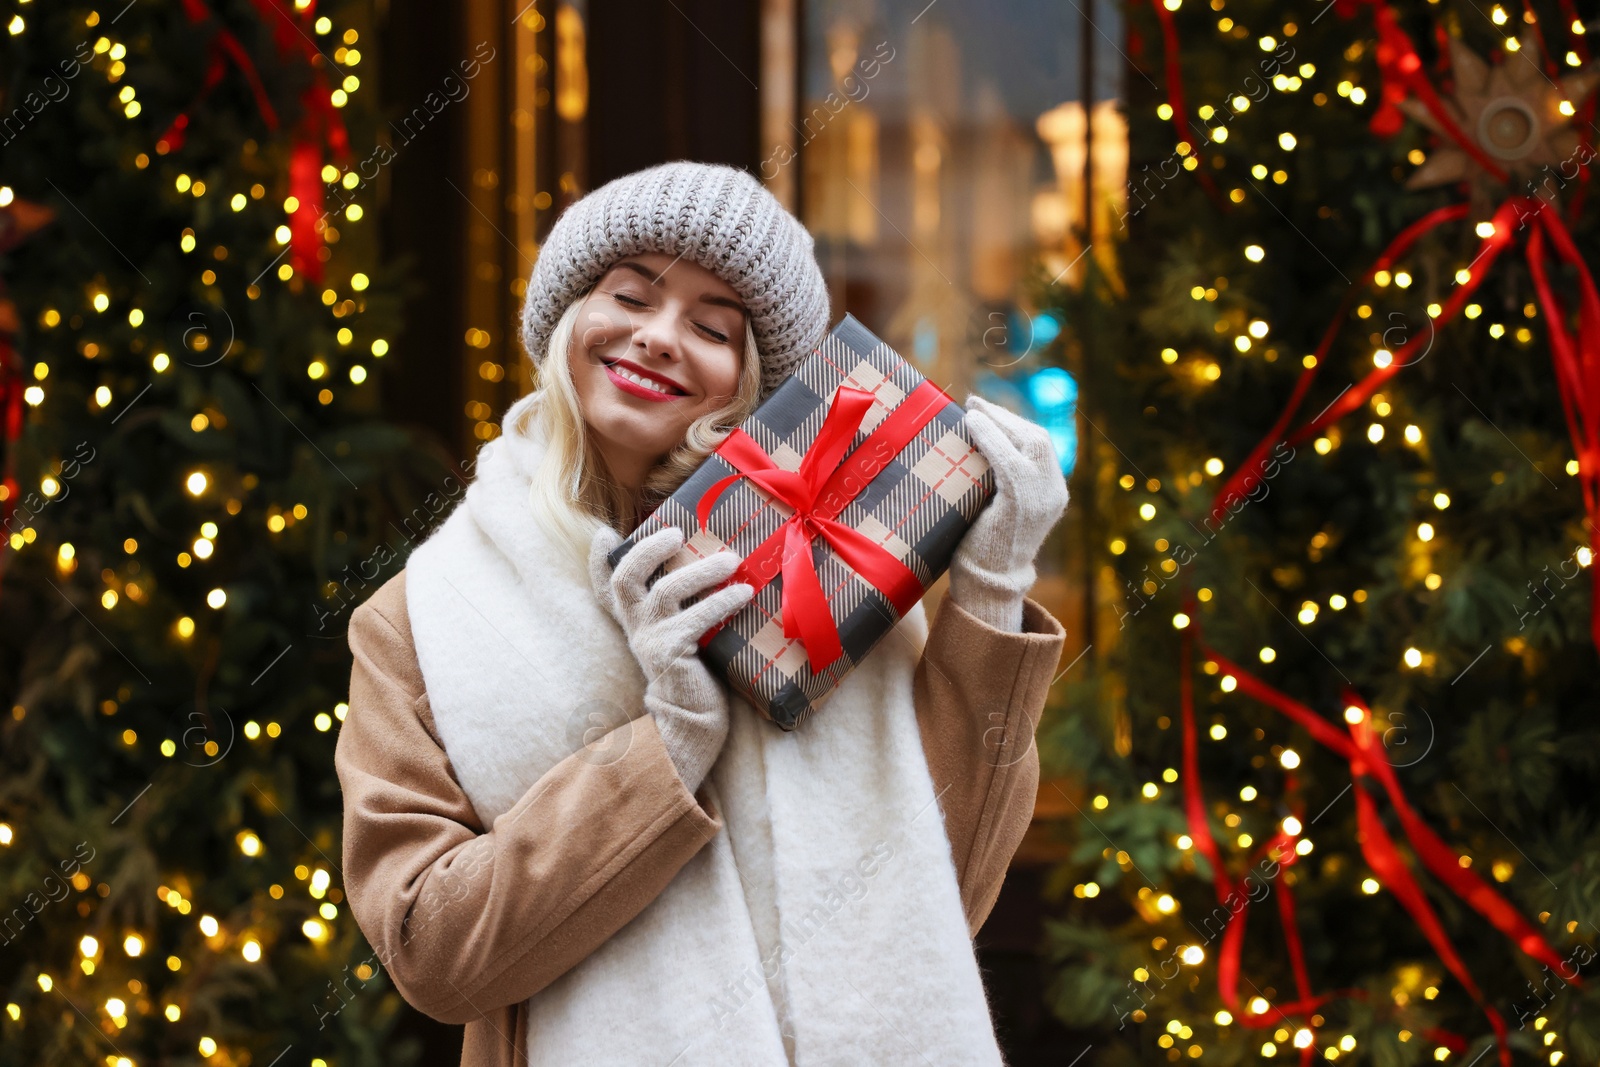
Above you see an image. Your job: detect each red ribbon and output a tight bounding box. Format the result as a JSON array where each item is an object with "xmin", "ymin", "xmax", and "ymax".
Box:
[
  {"xmin": 1179, "ymin": 620, "xmax": 1365, "ymax": 1057},
  {"xmin": 242, "ymin": 0, "xmax": 350, "ymax": 284},
  {"xmin": 0, "ymin": 333, "xmax": 22, "ymax": 569},
  {"xmin": 1178, "ymin": 611, "xmax": 1577, "ymax": 1064},
  {"xmin": 1147, "ymin": 0, "xmax": 1226, "ymax": 208},
  {"xmin": 161, "ymin": 0, "xmax": 281, "ymax": 153},
  {"xmin": 1213, "ymin": 194, "xmax": 1600, "ymax": 653},
  {"xmin": 1348, "ymin": 778, "xmax": 1511, "ymax": 1064},
  {"xmin": 1, "ymin": 334, "xmax": 20, "ymax": 445},
  {"xmin": 1205, "ymin": 201, "xmax": 1470, "ymax": 525},
  {"xmin": 1371, "ymin": 4, "xmax": 1511, "ymax": 181},
  {"xmin": 1284, "ymin": 198, "xmax": 1521, "ymax": 444},
  {"xmin": 160, "ymin": 0, "xmax": 350, "ymax": 284},
  {"xmin": 1525, "ymin": 202, "xmax": 1600, "ymax": 653},
  {"xmin": 245, "ymin": 0, "xmax": 318, "ymax": 57},
  {"xmin": 1365, "ymin": 0, "xmax": 1409, "ymax": 137},
  {"xmin": 692, "ymin": 381, "xmax": 953, "ymax": 672},
  {"xmin": 1344, "ymin": 691, "xmax": 1572, "ymax": 977}
]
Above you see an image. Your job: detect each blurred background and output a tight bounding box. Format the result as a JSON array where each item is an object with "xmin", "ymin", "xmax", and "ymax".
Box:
[{"xmin": 4, "ymin": 0, "xmax": 1599, "ymax": 1064}]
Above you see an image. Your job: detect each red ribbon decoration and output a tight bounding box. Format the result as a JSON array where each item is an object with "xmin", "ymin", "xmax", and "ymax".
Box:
[
  {"xmin": 160, "ymin": 0, "xmax": 351, "ymax": 284},
  {"xmin": 1348, "ymin": 778, "xmax": 1511, "ymax": 1064},
  {"xmin": 1177, "ymin": 609, "xmax": 1578, "ymax": 1064},
  {"xmin": 1181, "ymin": 611, "xmax": 1345, "ymax": 1033},
  {"xmin": 1283, "ymin": 197, "xmax": 1522, "ymax": 444},
  {"xmin": 1212, "ymin": 194, "xmax": 1600, "ymax": 653},
  {"xmin": 1344, "ymin": 690, "xmax": 1573, "ymax": 976},
  {"xmin": 1147, "ymin": 0, "xmax": 1227, "ymax": 208},
  {"xmin": 692, "ymin": 381, "xmax": 953, "ymax": 671},
  {"xmin": 1179, "ymin": 618, "xmax": 1367, "ymax": 1061},
  {"xmin": 241, "ymin": 0, "xmax": 351, "ymax": 284},
  {"xmin": 1354, "ymin": 0, "xmax": 1409, "ymax": 138},
  {"xmin": 1371, "ymin": 4, "xmax": 1510, "ymax": 181},
  {"xmin": 1204, "ymin": 201, "xmax": 1469, "ymax": 526},
  {"xmin": 246, "ymin": 0, "xmax": 319, "ymax": 56},
  {"xmin": 0, "ymin": 333, "xmax": 23, "ymax": 565},
  {"xmin": 161, "ymin": 0, "xmax": 281, "ymax": 153},
  {"xmin": 1526, "ymin": 202, "xmax": 1600, "ymax": 653},
  {"xmin": 0, "ymin": 200, "xmax": 57, "ymax": 593}
]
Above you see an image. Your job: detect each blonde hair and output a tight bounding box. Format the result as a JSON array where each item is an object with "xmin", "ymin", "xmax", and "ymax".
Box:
[{"xmin": 516, "ymin": 287, "xmax": 764, "ymax": 564}]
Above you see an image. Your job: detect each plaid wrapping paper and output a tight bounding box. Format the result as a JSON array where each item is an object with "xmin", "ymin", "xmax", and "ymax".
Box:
[{"xmin": 606, "ymin": 313, "xmax": 995, "ymax": 731}]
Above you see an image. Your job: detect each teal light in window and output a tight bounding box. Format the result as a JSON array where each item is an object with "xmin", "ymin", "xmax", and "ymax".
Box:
[
  {"xmin": 973, "ymin": 366, "xmax": 1079, "ymax": 477},
  {"xmin": 1029, "ymin": 311, "xmax": 1062, "ymax": 348},
  {"xmin": 1024, "ymin": 367, "xmax": 1078, "ymax": 477}
]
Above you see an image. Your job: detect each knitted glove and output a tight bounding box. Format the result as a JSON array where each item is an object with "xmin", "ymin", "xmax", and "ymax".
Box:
[
  {"xmin": 948, "ymin": 394, "xmax": 1070, "ymax": 633},
  {"xmin": 588, "ymin": 524, "xmax": 754, "ymax": 794}
]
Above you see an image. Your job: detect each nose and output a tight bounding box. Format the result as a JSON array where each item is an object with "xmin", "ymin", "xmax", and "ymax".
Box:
[{"xmin": 631, "ymin": 308, "xmax": 688, "ymax": 364}]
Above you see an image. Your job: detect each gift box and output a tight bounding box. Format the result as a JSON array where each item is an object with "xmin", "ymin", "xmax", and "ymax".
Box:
[{"xmin": 605, "ymin": 313, "xmax": 995, "ymax": 730}]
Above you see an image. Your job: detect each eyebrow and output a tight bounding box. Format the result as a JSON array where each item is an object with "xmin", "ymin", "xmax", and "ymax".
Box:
[{"xmin": 612, "ymin": 261, "xmax": 748, "ymax": 318}]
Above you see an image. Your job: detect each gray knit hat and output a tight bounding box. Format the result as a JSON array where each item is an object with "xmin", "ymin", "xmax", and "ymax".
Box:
[{"xmin": 519, "ymin": 161, "xmax": 832, "ymax": 401}]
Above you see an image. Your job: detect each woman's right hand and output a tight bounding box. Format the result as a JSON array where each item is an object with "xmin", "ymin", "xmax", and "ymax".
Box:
[{"xmin": 587, "ymin": 524, "xmax": 754, "ymax": 794}]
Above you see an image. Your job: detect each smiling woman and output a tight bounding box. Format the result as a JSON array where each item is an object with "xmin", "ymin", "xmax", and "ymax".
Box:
[
  {"xmin": 503, "ymin": 162, "xmax": 833, "ymax": 565},
  {"xmin": 570, "ymin": 253, "xmax": 759, "ymax": 493},
  {"xmin": 338, "ymin": 159, "xmax": 1070, "ymax": 1067},
  {"xmin": 512, "ymin": 250, "xmax": 764, "ymax": 562}
]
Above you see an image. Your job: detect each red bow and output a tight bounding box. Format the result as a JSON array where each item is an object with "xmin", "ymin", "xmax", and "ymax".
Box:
[{"xmin": 694, "ymin": 381, "xmax": 951, "ymax": 671}]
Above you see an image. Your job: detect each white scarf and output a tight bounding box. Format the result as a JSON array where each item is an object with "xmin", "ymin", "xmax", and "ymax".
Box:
[{"xmin": 404, "ymin": 390, "xmax": 1003, "ymax": 1066}]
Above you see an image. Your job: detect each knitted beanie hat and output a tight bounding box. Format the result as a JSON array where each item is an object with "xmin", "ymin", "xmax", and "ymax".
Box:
[{"xmin": 518, "ymin": 161, "xmax": 831, "ymax": 401}]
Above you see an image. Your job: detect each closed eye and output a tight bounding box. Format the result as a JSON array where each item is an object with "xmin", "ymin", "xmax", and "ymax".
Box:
[{"xmin": 612, "ymin": 290, "xmax": 733, "ymax": 344}]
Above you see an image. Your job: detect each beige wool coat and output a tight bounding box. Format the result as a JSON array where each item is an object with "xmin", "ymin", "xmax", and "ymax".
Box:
[{"xmin": 337, "ymin": 569, "xmax": 1065, "ymax": 1067}]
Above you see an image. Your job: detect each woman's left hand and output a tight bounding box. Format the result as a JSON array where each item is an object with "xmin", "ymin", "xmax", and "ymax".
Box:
[{"xmin": 947, "ymin": 394, "xmax": 1070, "ymax": 632}]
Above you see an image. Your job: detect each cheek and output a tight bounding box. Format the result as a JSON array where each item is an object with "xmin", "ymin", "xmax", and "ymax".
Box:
[
  {"xmin": 700, "ymin": 348, "xmax": 744, "ymax": 405},
  {"xmin": 566, "ymin": 331, "xmax": 602, "ymax": 405}
]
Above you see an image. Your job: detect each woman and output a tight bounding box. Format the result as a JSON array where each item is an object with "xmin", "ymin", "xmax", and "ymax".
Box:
[{"xmin": 337, "ymin": 161, "xmax": 1070, "ymax": 1066}]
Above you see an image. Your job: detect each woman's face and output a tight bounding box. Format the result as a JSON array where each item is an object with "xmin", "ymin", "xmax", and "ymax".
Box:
[{"xmin": 567, "ymin": 251, "xmax": 748, "ymax": 473}]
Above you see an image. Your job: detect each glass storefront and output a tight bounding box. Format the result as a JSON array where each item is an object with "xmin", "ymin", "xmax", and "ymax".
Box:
[{"xmin": 795, "ymin": 0, "xmax": 1126, "ymax": 415}]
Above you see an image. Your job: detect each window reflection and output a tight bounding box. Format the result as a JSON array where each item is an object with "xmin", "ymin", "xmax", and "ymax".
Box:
[{"xmin": 797, "ymin": 0, "xmax": 1126, "ymax": 410}]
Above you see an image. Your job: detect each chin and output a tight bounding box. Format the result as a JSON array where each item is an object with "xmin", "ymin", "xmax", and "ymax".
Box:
[{"xmin": 586, "ymin": 395, "xmax": 690, "ymax": 457}]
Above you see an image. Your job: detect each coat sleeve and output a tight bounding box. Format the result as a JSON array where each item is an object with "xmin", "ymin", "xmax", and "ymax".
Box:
[
  {"xmin": 913, "ymin": 593, "xmax": 1066, "ymax": 936},
  {"xmin": 336, "ymin": 572, "xmax": 723, "ymax": 1026}
]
